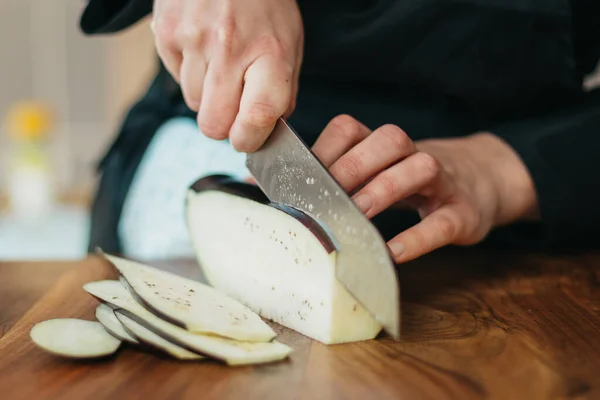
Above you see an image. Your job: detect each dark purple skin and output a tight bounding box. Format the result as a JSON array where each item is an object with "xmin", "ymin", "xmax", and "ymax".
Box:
[
  {"xmin": 95, "ymin": 248, "xmax": 189, "ymax": 331},
  {"xmin": 94, "ymin": 250, "xmax": 201, "ymax": 333},
  {"xmin": 95, "ymin": 248, "xmax": 210, "ymax": 332},
  {"xmin": 113, "ymin": 307, "xmax": 291, "ymax": 366},
  {"xmin": 89, "ymin": 295, "xmax": 207, "ymax": 361},
  {"xmin": 99, "ymin": 315, "xmax": 139, "ymax": 345},
  {"xmin": 112, "ymin": 311, "xmax": 208, "ymax": 362},
  {"xmin": 118, "ymin": 275, "xmax": 192, "ymax": 332},
  {"xmin": 189, "ymin": 174, "xmax": 269, "ymax": 204},
  {"xmin": 112, "ymin": 309, "xmax": 220, "ymax": 361},
  {"xmin": 188, "ymin": 174, "xmax": 337, "ymax": 254}
]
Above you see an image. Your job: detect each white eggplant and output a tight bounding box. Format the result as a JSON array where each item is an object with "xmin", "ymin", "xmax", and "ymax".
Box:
[
  {"xmin": 83, "ymin": 280, "xmax": 292, "ymax": 366},
  {"xmin": 185, "ymin": 176, "xmax": 383, "ymax": 344},
  {"xmin": 99, "ymin": 252, "xmax": 276, "ymax": 343},
  {"xmin": 114, "ymin": 312, "xmax": 204, "ymax": 360},
  {"xmin": 30, "ymin": 318, "xmax": 121, "ymax": 359},
  {"xmin": 95, "ymin": 303, "xmax": 139, "ymax": 344}
]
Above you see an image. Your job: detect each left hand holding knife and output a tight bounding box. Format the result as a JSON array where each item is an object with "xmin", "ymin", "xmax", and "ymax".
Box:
[{"xmin": 311, "ymin": 115, "xmax": 540, "ymax": 264}]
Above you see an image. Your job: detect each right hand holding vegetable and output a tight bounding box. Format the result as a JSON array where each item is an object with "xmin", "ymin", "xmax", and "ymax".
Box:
[{"xmin": 151, "ymin": 0, "xmax": 304, "ymax": 152}]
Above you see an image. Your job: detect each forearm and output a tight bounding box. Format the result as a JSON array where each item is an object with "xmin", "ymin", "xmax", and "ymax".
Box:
[{"xmin": 487, "ymin": 88, "xmax": 600, "ymax": 249}]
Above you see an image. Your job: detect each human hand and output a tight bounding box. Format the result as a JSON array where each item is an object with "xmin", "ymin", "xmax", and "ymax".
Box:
[
  {"xmin": 311, "ymin": 115, "xmax": 539, "ymax": 264},
  {"xmin": 151, "ymin": 0, "xmax": 303, "ymax": 152}
]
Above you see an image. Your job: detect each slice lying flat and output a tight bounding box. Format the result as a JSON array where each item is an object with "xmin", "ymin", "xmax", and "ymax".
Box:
[
  {"xmin": 99, "ymin": 251, "xmax": 276, "ymax": 343},
  {"xmin": 30, "ymin": 318, "xmax": 121, "ymax": 359},
  {"xmin": 83, "ymin": 280, "xmax": 292, "ymax": 366},
  {"xmin": 114, "ymin": 312, "xmax": 204, "ymax": 360},
  {"xmin": 95, "ymin": 303, "xmax": 139, "ymax": 344},
  {"xmin": 186, "ymin": 175, "xmax": 385, "ymax": 344}
]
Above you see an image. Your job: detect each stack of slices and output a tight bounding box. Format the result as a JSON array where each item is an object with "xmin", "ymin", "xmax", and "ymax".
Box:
[{"xmin": 29, "ymin": 253, "xmax": 292, "ymax": 366}]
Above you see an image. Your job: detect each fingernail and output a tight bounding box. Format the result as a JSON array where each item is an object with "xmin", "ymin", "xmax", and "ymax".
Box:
[
  {"xmin": 388, "ymin": 242, "xmax": 405, "ymax": 257},
  {"xmin": 352, "ymin": 193, "xmax": 372, "ymax": 213}
]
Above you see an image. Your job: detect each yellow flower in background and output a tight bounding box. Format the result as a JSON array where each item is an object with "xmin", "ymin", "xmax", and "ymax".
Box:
[{"xmin": 5, "ymin": 101, "xmax": 54, "ymax": 141}]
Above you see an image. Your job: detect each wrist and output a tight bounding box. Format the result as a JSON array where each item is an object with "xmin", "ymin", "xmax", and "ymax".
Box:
[{"xmin": 466, "ymin": 132, "xmax": 539, "ymax": 225}]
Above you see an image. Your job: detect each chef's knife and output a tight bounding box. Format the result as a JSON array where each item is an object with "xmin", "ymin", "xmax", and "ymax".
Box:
[{"xmin": 245, "ymin": 118, "xmax": 400, "ymax": 339}]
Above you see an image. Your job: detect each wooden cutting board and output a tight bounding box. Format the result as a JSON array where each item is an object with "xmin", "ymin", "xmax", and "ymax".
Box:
[
  {"xmin": 1, "ymin": 252, "xmax": 599, "ymax": 400},
  {"xmin": 0, "ymin": 257, "xmax": 352, "ymax": 400}
]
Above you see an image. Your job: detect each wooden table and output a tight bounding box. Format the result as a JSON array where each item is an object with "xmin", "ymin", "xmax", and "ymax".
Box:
[{"xmin": 1, "ymin": 248, "xmax": 599, "ymax": 399}]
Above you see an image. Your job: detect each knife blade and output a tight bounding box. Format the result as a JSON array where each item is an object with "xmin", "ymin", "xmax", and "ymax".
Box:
[{"xmin": 245, "ymin": 118, "xmax": 400, "ymax": 339}]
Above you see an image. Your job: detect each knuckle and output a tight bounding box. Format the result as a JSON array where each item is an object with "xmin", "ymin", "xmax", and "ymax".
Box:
[
  {"xmin": 436, "ymin": 212, "xmax": 458, "ymax": 241},
  {"xmin": 229, "ymin": 135, "xmax": 253, "ymax": 153},
  {"xmin": 330, "ymin": 114, "xmax": 362, "ymax": 142},
  {"xmin": 376, "ymin": 173, "xmax": 398, "ymax": 199},
  {"xmin": 154, "ymin": 17, "xmax": 179, "ymax": 48},
  {"xmin": 243, "ymin": 102, "xmax": 280, "ymax": 129},
  {"xmin": 215, "ymin": 16, "xmax": 236, "ymax": 50},
  {"xmin": 463, "ymin": 207, "xmax": 484, "ymax": 241},
  {"xmin": 280, "ymin": 61, "xmax": 295, "ymax": 81},
  {"xmin": 253, "ymin": 34, "xmax": 285, "ymax": 57},
  {"xmin": 183, "ymin": 96, "xmax": 200, "ymax": 111},
  {"xmin": 197, "ymin": 118, "xmax": 228, "ymax": 140},
  {"xmin": 180, "ymin": 22, "xmax": 204, "ymax": 46},
  {"xmin": 411, "ymin": 229, "xmax": 429, "ymax": 254},
  {"xmin": 335, "ymin": 155, "xmax": 363, "ymax": 180},
  {"xmin": 413, "ymin": 152, "xmax": 440, "ymax": 179},
  {"xmin": 377, "ymin": 124, "xmax": 413, "ymax": 152}
]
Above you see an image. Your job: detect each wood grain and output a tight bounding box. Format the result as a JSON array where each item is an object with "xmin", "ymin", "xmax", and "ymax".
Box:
[
  {"xmin": 0, "ymin": 249, "xmax": 599, "ymax": 400},
  {"xmin": 0, "ymin": 261, "xmax": 72, "ymax": 337}
]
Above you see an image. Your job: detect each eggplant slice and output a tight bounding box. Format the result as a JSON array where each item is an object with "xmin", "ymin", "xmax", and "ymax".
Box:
[
  {"xmin": 83, "ymin": 280, "xmax": 292, "ymax": 366},
  {"xmin": 99, "ymin": 251, "xmax": 276, "ymax": 343},
  {"xmin": 114, "ymin": 312, "xmax": 204, "ymax": 360},
  {"xmin": 95, "ymin": 303, "xmax": 139, "ymax": 344},
  {"xmin": 30, "ymin": 318, "xmax": 121, "ymax": 359}
]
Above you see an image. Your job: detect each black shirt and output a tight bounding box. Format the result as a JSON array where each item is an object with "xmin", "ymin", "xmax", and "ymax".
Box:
[{"xmin": 80, "ymin": 0, "xmax": 600, "ymax": 254}]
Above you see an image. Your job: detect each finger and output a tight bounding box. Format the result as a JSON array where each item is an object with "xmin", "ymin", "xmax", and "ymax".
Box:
[
  {"xmin": 179, "ymin": 50, "xmax": 207, "ymax": 111},
  {"xmin": 196, "ymin": 59, "xmax": 244, "ymax": 141},
  {"xmin": 152, "ymin": 14, "xmax": 183, "ymax": 82},
  {"xmin": 387, "ymin": 206, "xmax": 462, "ymax": 264},
  {"xmin": 285, "ymin": 66, "xmax": 299, "ymax": 118},
  {"xmin": 311, "ymin": 115, "xmax": 371, "ymax": 167},
  {"xmin": 391, "ymin": 194, "xmax": 430, "ymax": 211},
  {"xmin": 351, "ymin": 152, "xmax": 440, "ymax": 218},
  {"xmin": 285, "ymin": 36, "xmax": 304, "ymax": 118},
  {"xmin": 157, "ymin": 47, "xmax": 183, "ymax": 84},
  {"xmin": 329, "ymin": 124, "xmax": 417, "ymax": 193},
  {"xmin": 229, "ymin": 55, "xmax": 294, "ymax": 152}
]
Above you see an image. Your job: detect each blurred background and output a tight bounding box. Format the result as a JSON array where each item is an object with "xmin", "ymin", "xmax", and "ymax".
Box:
[
  {"xmin": 0, "ymin": 0, "xmax": 155, "ymax": 260},
  {"xmin": 1, "ymin": 1, "xmax": 599, "ymax": 261}
]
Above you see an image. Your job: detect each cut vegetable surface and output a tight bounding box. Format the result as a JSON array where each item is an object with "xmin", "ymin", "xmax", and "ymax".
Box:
[
  {"xmin": 186, "ymin": 175, "xmax": 384, "ymax": 344},
  {"xmin": 95, "ymin": 303, "xmax": 139, "ymax": 344},
  {"xmin": 30, "ymin": 318, "xmax": 121, "ymax": 359},
  {"xmin": 83, "ymin": 280, "xmax": 292, "ymax": 366},
  {"xmin": 99, "ymin": 252, "xmax": 276, "ymax": 342},
  {"xmin": 114, "ymin": 312, "xmax": 204, "ymax": 360}
]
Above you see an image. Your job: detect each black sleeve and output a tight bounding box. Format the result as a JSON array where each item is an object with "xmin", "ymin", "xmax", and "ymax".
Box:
[
  {"xmin": 79, "ymin": 0, "xmax": 153, "ymax": 35},
  {"xmin": 490, "ymin": 88, "xmax": 600, "ymax": 251}
]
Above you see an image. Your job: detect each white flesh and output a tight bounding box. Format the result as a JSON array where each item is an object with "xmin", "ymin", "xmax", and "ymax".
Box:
[
  {"xmin": 95, "ymin": 303, "xmax": 139, "ymax": 344},
  {"xmin": 83, "ymin": 280, "xmax": 292, "ymax": 366},
  {"xmin": 100, "ymin": 252, "xmax": 276, "ymax": 342},
  {"xmin": 114, "ymin": 312, "xmax": 204, "ymax": 360},
  {"xmin": 30, "ymin": 318, "xmax": 121, "ymax": 358},
  {"xmin": 186, "ymin": 190, "xmax": 383, "ymax": 344}
]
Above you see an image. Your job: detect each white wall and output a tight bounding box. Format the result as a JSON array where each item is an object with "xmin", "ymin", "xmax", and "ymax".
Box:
[{"xmin": 0, "ymin": 0, "xmax": 156, "ymax": 195}]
